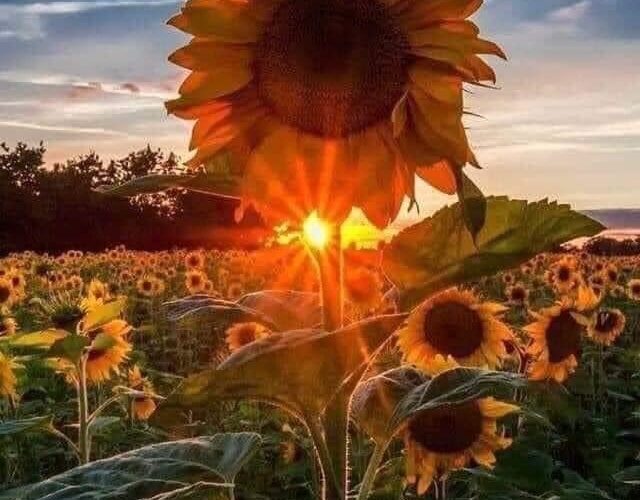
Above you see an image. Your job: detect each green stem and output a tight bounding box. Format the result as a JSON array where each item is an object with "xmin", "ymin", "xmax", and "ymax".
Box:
[
  {"xmin": 307, "ymin": 417, "xmax": 343, "ymax": 500},
  {"xmin": 88, "ymin": 394, "xmax": 121, "ymax": 424},
  {"xmin": 316, "ymin": 228, "xmax": 343, "ymax": 332},
  {"xmin": 77, "ymin": 357, "xmax": 90, "ymax": 464},
  {"xmin": 48, "ymin": 427, "xmax": 81, "ymax": 463},
  {"xmin": 356, "ymin": 439, "xmax": 389, "ymax": 500}
]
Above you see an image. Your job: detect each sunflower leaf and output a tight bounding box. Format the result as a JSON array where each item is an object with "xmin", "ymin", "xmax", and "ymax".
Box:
[
  {"xmin": 5, "ymin": 433, "xmax": 261, "ymax": 500},
  {"xmin": 46, "ymin": 334, "xmax": 90, "ymax": 364},
  {"xmin": 0, "ymin": 416, "xmax": 55, "ymax": 437},
  {"xmin": 456, "ymin": 169, "xmax": 486, "ymax": 242},
  {"xmin": 83, "ymin": 298, "xmax": 127, "ymax": 331},
  {"xmin": 389, "ymin": 368, "xmax": 525, "ymax": 432},
  {"xmin": 383, "ymin": 197, "xmax": 605, "ymax": 310}
]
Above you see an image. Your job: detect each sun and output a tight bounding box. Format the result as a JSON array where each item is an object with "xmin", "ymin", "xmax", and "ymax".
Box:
[{"xmin": 303, "ymin": 213, "xmax": 331, "ymax": 249}]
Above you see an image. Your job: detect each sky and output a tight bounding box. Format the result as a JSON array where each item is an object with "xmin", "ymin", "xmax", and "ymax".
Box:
[{"xmin": 0, "ymin": 0, "xmax": 639, "ymax": 217}]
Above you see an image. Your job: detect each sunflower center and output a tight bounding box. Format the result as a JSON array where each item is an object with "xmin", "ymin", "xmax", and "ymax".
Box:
[
  {"xmin": 632, "ymin": 284, "xmax": 640, "ymax": 295},
  {"xmin": 510, "ymin": 287, "xmax": 526, "ymax": 302},
  {"xmin": 424, "ymin": 302, "xmax": 484, "ymax": 358},
  {"xmin": 0, "ymin": 286, "xmax": 10, "ymax": 304},
  {"xmin": 594, "ymin": 311, "xmax": 618, "ymax": 334},
  {"xmin": 254, "ymin": 0, "xmax": 409, "ymax": 137},
  {"xmin": 546, "ymin": 310, "xmax": 582, "ymax": 362},
  {"xmin": 408, "ymin": 401, "xmax": 483, "ymax": 454},
  {"xmin": 557, "ymin": 267, "xmax": 571, "ymax": 282}
]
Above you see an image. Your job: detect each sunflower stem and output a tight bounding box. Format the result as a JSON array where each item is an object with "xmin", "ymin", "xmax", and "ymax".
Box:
[
  {"xmin": 317, "ymin": 227, "xmax": 344, "ymax": 331},
  {"xmin": 356, "ymin": 439, "xmax": 389, "ymax": 500},
  {"xmin": 77, "ymin": 357, "xmax": 90, "ymax": 464}
]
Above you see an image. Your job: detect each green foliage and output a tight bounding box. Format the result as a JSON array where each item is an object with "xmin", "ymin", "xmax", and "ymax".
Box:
[
  {"xmin": 383, "ymin": 197, "xmax": 605, "ymax": 309},
  {"xmin": 2, "ymin": 433, "xmax": 261, "ymax": 500},
  {"xmin": 0, "ymin": 416, "xmax": 54, "ymax": 437}
]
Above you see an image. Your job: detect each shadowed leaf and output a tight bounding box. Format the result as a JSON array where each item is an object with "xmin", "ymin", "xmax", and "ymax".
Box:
[
  {"xmin": 0, "ymin": 416, "xmax": 54, "ymax": 437},
  {"xmin": 383, "ymin": 197, "xmax": 605, "ymax": 309},
  {"xmin": 5, "ymin": 433, "xmax": 261, "ymax": 500}
]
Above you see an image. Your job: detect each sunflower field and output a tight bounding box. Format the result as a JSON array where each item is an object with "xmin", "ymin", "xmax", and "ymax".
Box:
[{"xmin": 2, "ymin": 0, "xmax": 640, "ymax": 499}]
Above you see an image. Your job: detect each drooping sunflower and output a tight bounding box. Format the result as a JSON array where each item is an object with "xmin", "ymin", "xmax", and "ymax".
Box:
[
  {"xmin": 167, "ymin": 0, "xmax": 505, "ymax": 227},
  {"xmin": 396, "ymin": 288, "xmax": 513, "ymax": 375},
  {"xmin": 84, "ymin": 320, "xmax": 132, "ymax": 384},
  {"xmin": 525, "ymin": 293, "xmax": 594, "ymax": 383},
  {"xmin": 587, "ymin": 308, "xmax": 626, "ymax": 346},
  {"xmin": 127, "ymin": 365, "xmax": 158, "ymax": 421},
  {"xmin": 403, "ymin": 396, "xmax": 518, "ymax": 495},
  {"xmin": 226, "ymin": 321, "xmax": 271, "ymax": 351},
  {"xmin": 344, "ymin": 266, "xmax": 384, "ymax": 312},
  {"xmin": 628, "ymin": 279, "xmax": 640, "ymax": 301}
]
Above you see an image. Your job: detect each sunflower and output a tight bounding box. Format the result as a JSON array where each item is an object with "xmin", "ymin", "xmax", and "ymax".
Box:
[
  {"xmin": 0, "ymin": 316, "xmax": 17, "ymax": 337},
  {"xmin": 84, "ymin": 320, "xmax": 132, "ymax": 384},
  {"xmin": 525, "ymin": 295, "xmax": 593, "ymax": 383},
  {"xmin": 167, "ymin": 0, "xmax": 505, "ymax": 228},
  {"xmin": 0, "ymin": 351, "xmax": 19, "ymax": 400},
  {"xmin": 226, "ymin": 280, "xmax": 245, "ymax": 300},
  {"xmin": 505, "ymin": 283, "xmax": 529, "ymax": 306},
  {"xmin": 603, "ymin": 264, "xmax": 619, "ymax": 286},
  {"xmin": 127, "ymin": 366, "xmax": 158, "ymax": 421},
  {"xmin": 403, "ymin": 396, "xmax": 518, "ymax": 495},
  {"xmin": 185, "ymin": 250, "xmax": 205, "ymax": 270},
  {"xmin": 0, "ymin": 278, "xmax": 17, "ymax": 310},
  {"xmin": 185, "ymin": 269, "xmax": 208, "ymax": 294},
  {"xmin": 137, "ymin": 276, "xmax": 159, "ymax": 297},
  {"xmin": 397, "ymin": 289, "xmax": 513, "ymax": 375},
  {"xmin": 226, "ymin": 322, "xmax": 271, "ymax": 351},
  {"xmin": 86, "ymin": 279, "xmax": 109, "ymax": 303},
  {"xmin": 549, "ymin": 257, "xmax": 578, "ymax": 293},
  {"xmin": 587, "ymin": 309, "xmax": 626, "ymax": 346},
  {"xmin": 628, "ymin": 279, "xmax": 640, "ymax": 301}
]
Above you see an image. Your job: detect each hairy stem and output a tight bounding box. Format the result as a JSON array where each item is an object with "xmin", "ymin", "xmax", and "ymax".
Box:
[{"xmin": 356, "ymin": 439, "xmax": 389, "ymax": 500}]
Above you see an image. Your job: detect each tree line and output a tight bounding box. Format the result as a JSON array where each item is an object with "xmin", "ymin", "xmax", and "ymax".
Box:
[{"xmin": 0, "ymin": 142, "xmax": 265, "ymax": 256}]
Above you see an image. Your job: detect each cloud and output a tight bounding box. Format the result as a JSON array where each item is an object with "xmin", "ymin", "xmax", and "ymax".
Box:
[
  {"xmin": 0, "ymin": 1, "xmax": 178, "ymax": 39},
  {"xmin": 0, "ymin": 119, "xmax": 130, "ymax": 136}
]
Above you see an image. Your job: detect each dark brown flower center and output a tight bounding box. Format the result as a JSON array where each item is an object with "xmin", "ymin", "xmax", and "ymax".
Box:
[
  {"xmin": 546, "ymin": 310, "xmax": 582, "ymax": 362},
  {"xmin": 254, "ymin": 0, "xmax": 410, "ymax": 137},
  {"xmin": 0, "ymin": 285, "xmax": 10, "ymax": 304},
  {"xmin": 557, "ymin": 266, "xmax": 571, "ymax": 282},
  {"xmin": 235, "ymin": 327, "xmax": 257, "ymax": 346},
  {"xmin": 632, "ymin": 284, "xmax": 640, "ymax": 295},
  {"xmin": 607, "ymin": 270, "xmax": 618, "ymax": 283},
  {"xmin": 594, "ymin": 310, "xmax": 620, "ymax": 334},
  {"xmin": 424, "ymin": 302, "xmax": 484, "ymax": 358},
  {"xmin": 408, "ymin": 401, "xmax": 483, "ymax": 453},
  {"xmin": 510, "ymin": 287, "xmax": 526, "ymax": 302}
]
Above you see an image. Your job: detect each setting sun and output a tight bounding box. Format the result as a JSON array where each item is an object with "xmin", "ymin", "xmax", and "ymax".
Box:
[{"xmin": 303, "ymin": 213, "xmax": 331, "ymax": 249}]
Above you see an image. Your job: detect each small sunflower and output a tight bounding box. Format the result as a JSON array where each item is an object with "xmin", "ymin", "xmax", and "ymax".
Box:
[
  {"xmin": 603, "ymin": 264, "xmax": 619, "ymax": 286},
  {"xmin": 628, "ymin": 279, "xmax": 640, "ymax": 301},
  {"xmin": 525, "ymin": 296, "xmax": 592, "ymax": 383},
  {"xmin": 549, "ymin": 257, "xmax": 577, "ymax": 293},
  {"xmin": 226, "ymin": 322, "xmax": 271, "ymax": 351},
  {"xmin": 137, "ymin": 276, "xmax": 157, "ymax": 297},
  {"xmin": 167, "ymin": 0, "xmax": 505, "ymax": 228},
  {"xmin": 505, "ymin": 283, "xmax": 529, "ymax": 306},
  {"xmin": 587, "ymin": 309, "xmax": 626, "ymax": 346},
  {"xmin": 186, "ymin": 269, "xmax": 208, "ymax": 294},
  {"xmin": 397, "ymin": 289, "xmax": 512, "ymax": 375},
  {"xmin": 0, "ymin": 278, "xmax": 17, "ymax": 309},
  {"xmin": 345, "ymin": 267, "xmax": 384, "ymax": 311},
  {"xmin": 84, "ymin": 320, "xmax": 132, "ymax": 384},
  {"xmin": 403, "ymin": 396, "xmax": 518, "ymax": 495},
  {"xmin": 87, "ymin": 279, "xmax": 109, "ymax": 303},
  {"xmin": 0, "ymin": 351, "xmax": 20, "ymax": 400},
  {"xmin": 0, "ymin": 316, "xmax": 17, "ymax": 337},
  {"xmin": 127, "ymin": 366, "xmax": 158, "ymax": 421},
  {"xmin": 226, "ymin": 280, "xmax": 245, "ymax": 301},
  {"xmin": 185, "ymin": 250, "xmax": 205, "ymax": 270}
]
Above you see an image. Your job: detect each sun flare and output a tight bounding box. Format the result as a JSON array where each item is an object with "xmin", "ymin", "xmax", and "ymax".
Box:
[{"xmin": 303, "ymin": 213, "xmax": 331, "ymax": 249}]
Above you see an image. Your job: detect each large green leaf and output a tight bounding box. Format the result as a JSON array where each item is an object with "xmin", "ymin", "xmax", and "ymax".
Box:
[
  {"xmin": 144, "ymin": 482, "xmax": 229, "ymax": 500},
  {"xmin": 0, "ymin": 416, "xmax": 54, "ymax": 437},
  {"xmin": 1, "ymin": 329, "xmax": 67, "ymax": 349},
  {"xmin": 383, "ymin": 197, "xmax": 604, "ymax": 309},
  {"xmin": 46, "ymin": 334, "xmax": 89, "ymax": 364},
  {"xmin": 152, "ymin": 314, "xmax": 406, "ymax": 428},
  {"xmin": 614, "ymin": 465, "xmax": 640, "ymax": 485},
  {"xmin": 152, "ymin": 314, "xmax": 406, "ymax": 499},
  {"xmin": 6, "ymin": 433, "xmax": 261, "ymax": 500},
  {"xmin": 389, "ymin": 368, "xmax": 525, "ymax": 431},
  {"xmin": 456, "ymin": 169, "xmax": 487, "ymax": 242}
]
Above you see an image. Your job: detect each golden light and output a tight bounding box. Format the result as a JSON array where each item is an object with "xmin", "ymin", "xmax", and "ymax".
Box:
[{"xmin": 303, "ymin": 213, "xmax": 331, "ymax": 249}]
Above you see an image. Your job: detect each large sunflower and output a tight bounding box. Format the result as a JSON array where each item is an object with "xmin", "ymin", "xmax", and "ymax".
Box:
[
  {"xmin": 397, "ymin": 288, "xmax": 513, "ymax": 374},
  {"xmin": 587, "ymin": 308, "xmax": 626, "ymax": 346},
  {"xmin": 167, "ymin": 0, "xmax": 504, "ymax": 227},
  {"xmin": 403, "ymin": 396, "xmax": 518, "ymax": 495}
]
